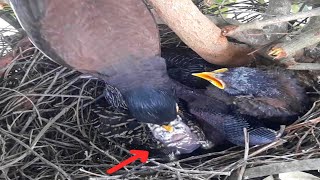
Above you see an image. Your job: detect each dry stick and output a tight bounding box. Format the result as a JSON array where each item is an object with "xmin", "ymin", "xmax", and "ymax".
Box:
[
  {"xmin": 79, "ymin": 168, "xmax": 106, "ymax": 178},
  {"xmin": 0, "ymin": 128, "xmax": 72, "ymax": 180},
  {"xmin": 25, "ymin": 94, "xmax": 93, "ymax": 99},
  {"xmin": 243, "ymin": 158, "xmax": 320, "ymax": 179},
  {"xmin": 76, "ymin": 79, "xmax": 92, "ymax": 138},
  {"xmin": 230, "ymin": 0, "xmax": 291, "ymax": 66},
  {"xmin": 0, "ymin": 87, "xmax": 41, "ymax": 121},
  {"xmin": 285, "ymin": 117, "xmax": 320, "ymax": 131},
  {"xmin": 3, "ymin": 47, "xmax": 37, "ymax": 78},
  {"xmin": 287, "ymin": 63, "xmax": 320, "ymax": 70},
  {"xmin": 295, "ymin": 128, "xmax": 312, "ymax": 153},
  {"xmin": 237, "ymin": 128, "xmax": 249, "ymax": 180},
  {"xmin": 88, "ymin": 142, "xmax": 124, "ymax": 170},
  {"xmin": 30, "ymin": 101, "xmax": 77, "ymax": 149},
  {"xmin": 35, "ymin": 67, "xmax": 67, "ymax": 104},
  {"xmin": 20, "ymin": 52, "xmax": 44, "ymax": 84},
  {"xmin": 223, "ymin": 7, "xmax": 320, "ymax": 36},
  {"xmin": 149, "ymin": 160, "xmax": 231, "ymax": 176},
  {"xmin": 248, "ymin": 140, "xmax": 285, "ymax": 158}
]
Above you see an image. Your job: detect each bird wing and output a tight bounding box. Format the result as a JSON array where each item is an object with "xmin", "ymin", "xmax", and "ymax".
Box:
[
  {"xmin": 9, "ymin": 0, "xmax": 160, "ymax": 80},
  {"xmin": 91, "ymin": 105, "xmax": 160, "ymax": 147},
  {"xmin": 223, "ymin": 114, "xmax": 277, "ymax": 146},
  {"xmin": 267, "ymin": 68, "xmax": 308, "ymax": 114},
  {"xmin": 233, "ymin": 96, "xmax": 296, "ymax": 118}
]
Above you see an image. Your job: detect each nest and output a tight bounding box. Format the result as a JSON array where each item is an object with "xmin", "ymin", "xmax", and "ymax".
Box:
[{"xmin": 1, "ymin": 1, "xmax": 320, "ymax": 180}]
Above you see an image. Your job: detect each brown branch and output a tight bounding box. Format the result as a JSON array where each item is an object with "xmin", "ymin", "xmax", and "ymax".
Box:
[
  {"xmin": 149, "ymin": 160, "xmax": 231, "ymax": 176},
  {"xmin": 150, "ymin": 9, "xmax": 240, "ymax": 27},
  {"xmin": 237, "ymin": 128, "xmax": 249, "ymax": 180},
  {"xmin": 285, "ymin": 117, "xmax": 320, "ymax": 131},
  {"xmin": 148, "ymin": 0, "xmax": 252, "ymax": 66},
  {"xmin": 289, "ymin": 0, "xmax": 320, "ymax": 6},
  {"xmin": 222, "ymin": 7, "xmax": 320, "ymax": 37},
  {"xmin": 287, "ymin": 62, "xmax": 320, "ymax": 70},
  {"xmin": 243, "ymin": 158, "xmax": 320, "ymax": 179}
]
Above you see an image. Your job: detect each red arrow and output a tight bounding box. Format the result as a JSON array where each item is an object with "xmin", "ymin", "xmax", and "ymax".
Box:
[{"xmin": 106, "ymin": 150, "xmax": 149, "ymax": 174}]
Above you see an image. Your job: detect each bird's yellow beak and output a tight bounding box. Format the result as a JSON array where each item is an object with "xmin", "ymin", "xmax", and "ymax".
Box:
[
  {"xmin": 162, "ymin": 125, "xmax": 174, "ymax": 132},
  {"xmin": 192, "ymin": 68, "xmax": 228, "ymax": 89}
]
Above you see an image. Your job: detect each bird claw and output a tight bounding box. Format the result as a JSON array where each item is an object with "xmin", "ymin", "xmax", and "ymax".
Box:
[
  {"xmin": 168, "ymin": 152, "xmax": 178, "ymax": 161},
  {"xmin": 200, "ymin": 140, "xmax": 214, "ymax": 149}
]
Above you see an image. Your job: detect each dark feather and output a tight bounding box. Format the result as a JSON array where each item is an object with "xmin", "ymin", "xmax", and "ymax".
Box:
[{"xmin": 163, "ymin": 48, "xmax": 221, "ymax": 89}]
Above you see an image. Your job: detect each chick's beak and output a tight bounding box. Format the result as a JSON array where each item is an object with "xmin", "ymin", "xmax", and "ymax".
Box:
[
  {"xmin": 192, "ymin": 68, "xmax": 228, "ymax": 89},
  {"xmin": 162, "ymin": 125, "xmax": 174, "ymax": 132}
]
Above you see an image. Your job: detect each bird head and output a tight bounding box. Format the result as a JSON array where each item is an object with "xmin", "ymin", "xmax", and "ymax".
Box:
[
  {"xmin": 123, "ymin": 86, "xmax": 201, "ymax": 154},
  {"xmin": 192, "ymin": 68, "xmax": 228, "ymax": 90},
  {"xmin": 192, "ymin": 67, "xmax": 280, "ymax": 96},
  {"xmin": 124, "ymin": 86, "xmax": 179, "ymax": 132},
  {"xmin": 147, "ymin": 115, "xmax": 201, "ymax": 154}
]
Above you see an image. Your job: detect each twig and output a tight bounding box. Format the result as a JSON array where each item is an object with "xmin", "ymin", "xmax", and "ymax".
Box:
[
  {"xmin": 149, "ymin": 160, "xmax": 231, "ymax": 176},
  {"xmin": 237, "ymin": 128, "xmax": 249, "ymax": 180},
  {"xmin": 0, "ymin": 128, "xmax": 72, "ymax": 179},
  {"xmin": 79, "ymin": 168, "xmax": 106, "ymax": 178},
  {"xmin": 243, "ymin": 158, "xmax": 320, "ymax": 179},
  {"xmin": 285, "ymin": 117, "xmax": 320, "ymax": 131},
  {"xmin": 287, "ymin": 62, "xmax": 320, "ymax": 70},
  {"xmin": 248, "ymin": 140, "xmax": 285, "ymax": 158},
  {"xmin": 223, "ymin": 7, "xmax": 320, "ymax": 36},
  {"xmin": 30, "ymin": 101, "xmax": 78, "ymax": 149}
]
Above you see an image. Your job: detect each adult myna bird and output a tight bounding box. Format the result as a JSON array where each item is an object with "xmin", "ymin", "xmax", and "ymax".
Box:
[
  {"xmin": 9, "ymin": 0, "xmax": 206, "ymax": 156},
  {"xmin": 164, "ymin": 49, "xmax": 277, "ymax": 146},
  {"xmin": 192, "ymin": 67, "xmax": 307, "ymax": 120}
]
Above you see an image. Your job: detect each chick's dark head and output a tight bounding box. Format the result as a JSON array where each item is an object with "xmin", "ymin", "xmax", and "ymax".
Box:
[
  {"xmin": 124, "ymin": 86, "xmax": 178, "ymax": 125},
  {"xmin": 193, "ymin": 67, "xmax": 281, "ymax": 96}
]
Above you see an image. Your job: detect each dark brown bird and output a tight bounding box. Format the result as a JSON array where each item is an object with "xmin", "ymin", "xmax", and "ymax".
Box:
[
  {"xmin": 163, "ymin": 48, "xmax": 307, "ymax": 121},
  {"xmin": 164, "ymin": 48, "xmax": 277, "ymax": 146},
  {"xmin": 176, "ymin": 87, "xmax": 277, "ymax": 147},
  {"xmin": 9, "ymin": 0, "xmax": 205, "ymax": 156},
  {"xmin": 192, "ymin": 67, "xmax": 307, "ymax": 120}
]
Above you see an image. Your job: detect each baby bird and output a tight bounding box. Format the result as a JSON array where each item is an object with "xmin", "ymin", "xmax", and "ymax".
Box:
[
  {"xmin": 176, "ymin": 88, "xmax": 277, "ymax": 147},
  {"xmin": 192, "ymin": 67, "xmax": 307, "ymax": 120},
  {"xmin": 92, "ymin": 104, "xmax": 203, "ymax": 157},
  {"xmin": 163, "ymin": 48, "xmax": 277, "ymax": 146}
]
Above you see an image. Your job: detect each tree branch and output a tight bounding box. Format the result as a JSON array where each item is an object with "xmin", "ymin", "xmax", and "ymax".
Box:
[
  {"xmin": 286, "ymin": 62, "xmax": 320, "ymax": 70},
  {"xmin": 150, "ymin": 9, "xmax": 240, "ymax": 27},
  {"xmin": 263, "ymin": 0, "xmax": 291, "ymax": 42},
  {"xmin": 148, "ymin": 0, "xmax": 252, "ymax": 66},
  {"xmin": 289, "ymin": 0, "xmax": 320, "ymax": 6},
  {"xmin": 243, "ymin": 158, "xmax": 320, "ymax": 179},
  {"xmin": 222, "ymin": 7, "xmax": 320, "ymax": 37},
  {"xmin": 220, "ymin": 0, "xmax": 292, "ymax": 47}
]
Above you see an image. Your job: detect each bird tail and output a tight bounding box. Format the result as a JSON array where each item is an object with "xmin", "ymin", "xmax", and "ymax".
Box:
[{"xmin": 223, "ymin": 115, "xmax": 277, "ymax": 146}]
